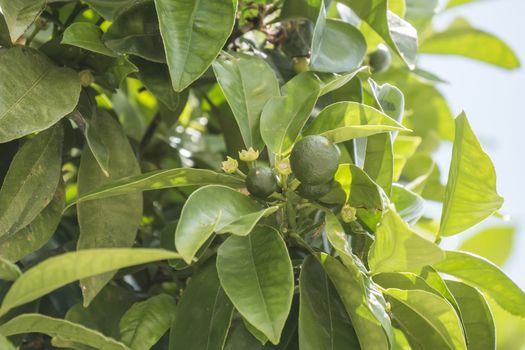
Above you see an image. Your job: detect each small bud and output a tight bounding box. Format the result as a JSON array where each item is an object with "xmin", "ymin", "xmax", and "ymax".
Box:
[
  {"xmin": 78, "ymin": 69, "xmax": 95, "ymax": 87},
  {"xmin": 275, "ymin": 158, "xmax": 292, "ymax": 176},
  {"xmin": 239, "ymin": 147, "xmax": 259, "ymax": 162},
  {"xmin": 340, "ymin": 204, "xmax": 357, "ymax": 223},
  {"xmin": 221, "ymin": 156, "xmax": 238, "ymax": 174}
]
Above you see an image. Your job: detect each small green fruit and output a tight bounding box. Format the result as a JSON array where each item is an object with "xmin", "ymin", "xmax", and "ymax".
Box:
[
  {"xmin": 246, "ymin": 166, "xmax": 279, "ymax": 198},
  {"xmin": 297, "ymin": 181, "xmax": 332, "ymax": 200},
  {"xmin": 290, "ymin": 135, "xmax": 340, "ymax": 185},
  {"xmin": 292, "ymin": 57, "xmax": 310, "ymax": 73},
  {"xmin": 368, "ymin": 45, "xmax": 392, "ymax": 73}
]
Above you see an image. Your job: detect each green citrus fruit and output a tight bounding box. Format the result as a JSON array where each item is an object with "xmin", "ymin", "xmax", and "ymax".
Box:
[
  {"xmin": 297, "ymin": 181, "xmax": 332, "ymax": 200},
  {"xmin": 292, "ymin": 57, "xmax": 310, "ymax": 73},
  {"xmin": 290, "ymin": 135, "xmax": 340, "ymax": 185},
  {"xmin": 368, "ymin": 45, "xmax": 392, "ymax": 73},
  {"xmin": 246, "ymin": 166, "xmax": 279, "ymax": 198}
]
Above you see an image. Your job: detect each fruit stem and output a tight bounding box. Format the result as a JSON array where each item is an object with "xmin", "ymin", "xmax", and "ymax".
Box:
[{"xmin": 234, "ymin": 169, "xmax": 247, "ymax": 179}]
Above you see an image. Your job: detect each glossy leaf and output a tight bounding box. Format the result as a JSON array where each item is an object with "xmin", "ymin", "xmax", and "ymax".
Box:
[
  {"xmin": 333, "ymin": 164, "xmax": 383, "ymax": 210},
  {"xmin": 446, "ymin": 280, "xmax": 495, "ymax": 350},
  {"xmin": 217, "ymin": 226, "xmax": 294, "ymax": 345},
  {"xmin": 368, "ymin": 207, "xmax": 444, "ymax": 274},
  {"xmin": 391, "ymin": 184, "xmax": 425, "ymax": 225},
  {"xmin": 433, "ymin": 250, "xmax": 525, "ymax": 317},
  {"xmin": 120, "ymin": 294, "xmax": 176, "ymax": 350},
  {"xmin": 385, "ymin": 288, "xmax": 467, "ymax": 349},
  {"xmin": 420, "ymin": 18, "xmax": 520, "ymax": 69},
  {"xmin": 322, "ymin": 255, "xmax": 393, "ymax": 349},
  {"xmin": 213, "ymin": 52, "xmax": 280, "ymax": 150},
  {"xmin": 458, "ymin": 226, "xmax": 515, "ymax": 266},
  {"xmin": 299, "ymin": 256, "xmax": 359, "ymax": 350},
  {"xmin": 0, "ymin": 125, "xmax": 63, "ymax": 238},
  {"xmin": 155, "ymin": 0, "xmax": 237, "ymax": 91},
  {"xmin": 0, "ymin": 47, "xmax": 80, "ymax": 143},
  {"xmin": 103, "ymin": 1, "xmax": 165, "ymax": 63},
  {"xmin": 261, "ymin": 72, "xmax": 322, "ymax": 154},
  {"xmin": 0, "ymin": 0, "xmax": 45, "ymax": 42},
  {"xmin": 72, "ymin": 168, "xmax": 244, "ymax": 206},
  {"xmin": 170, "ymin": 260, "xmax": 233, "ymax": 350},
  {"xmin": 310, "ymin": 4, "xmax": 367, "ymax": 73},
  {"xmin": 0, "ymin": 314, "xmax": 129, "ymax": 350},
  {"xmin": 304, "ymin": 102, "xmax": 408, "ymax": 144},
  {"xmin": 338, "ymin": 0, "xmax": 418, "ymax": 68},
  {"xmin": 62, "ymin": 23, "xmax": 117, "ymax": 57},
  {"xmin": 0, "ymin": 248, "xmax": 181, "ymax": 317},
  {"xmin": 439, "ymin": 113, "xmax": 503, "ymax": 237},
  {"xmin": 0, "ymin": 256, "xmax": 21, "ymax": 281},
  {"xmin": 77, "ymin": 112, "xmax": 142, "ymax": 306},
  {"xmin": 0, "ymin": 180, "xmax": 64, "ymax": 262},
  {"xmin": 176, "ymin": 185, "xmax": 277, "ymax": 263}
]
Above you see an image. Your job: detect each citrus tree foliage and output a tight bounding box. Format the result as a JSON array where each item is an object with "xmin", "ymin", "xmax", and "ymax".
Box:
[{"xmin": 0, "ymin": 0, "xmax": 523, "ymax": 349}]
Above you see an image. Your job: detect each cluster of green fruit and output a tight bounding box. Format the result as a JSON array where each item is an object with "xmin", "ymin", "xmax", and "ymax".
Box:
[{"xmin": 224, "ymin": 135, "xmax": 340, "ymax": 201}]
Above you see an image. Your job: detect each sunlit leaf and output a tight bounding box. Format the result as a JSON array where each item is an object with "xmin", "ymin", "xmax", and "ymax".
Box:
[{"xmin": 458, "ymin": 226, "xmax": 515, "ymax": 266}]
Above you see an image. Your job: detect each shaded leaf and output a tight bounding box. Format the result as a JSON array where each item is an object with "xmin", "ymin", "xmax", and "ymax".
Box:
[
  {"xmin": 0, "ymin": 256, "xmax": 21, "ymax": 281},
  {"xmin": 62, "ymin": 23, "xmax": 117, "ymax": 57},
  {"xmin": 0, "ymin": 0, "xmax": 45, "ymax": 42},
  {"xmin": 84, "ymin": 0, "xmax": 135, "ymax": 19},
  {"xmin": 217, "ymin": 226, "xmax": 294, "ymax": 345}
]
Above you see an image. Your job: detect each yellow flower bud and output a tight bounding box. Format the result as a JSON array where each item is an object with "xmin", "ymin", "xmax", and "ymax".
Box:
[
  {"xmin": 340, "ymin": 204, "xmax": 357, "ymax": 223},
  {"xmin": 275, "ymin": 158, "xmax": 292, "ymax": 176},
  {"xmin": 221, "ymin": 156, "xmax": 238, "ymax": 174},
  {"xmin": 239, "ymin": 147, "xmax": 260, "ymax": 162},
  {"xmin": 78, "ymin": 69, "xmax": 95, "ymax": 87}
]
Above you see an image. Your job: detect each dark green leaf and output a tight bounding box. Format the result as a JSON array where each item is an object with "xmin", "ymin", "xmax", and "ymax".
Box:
[
  {"xmin": 62, "ymin": 23, "xmax": 117, "ymax": 57},
  {"xmin": 0, "ymin": 0, "xmax": 45, "ymax": 42}
]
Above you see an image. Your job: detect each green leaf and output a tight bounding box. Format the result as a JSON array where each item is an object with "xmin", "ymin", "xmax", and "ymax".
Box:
[
  {"xmin": 446, "ymin": 280, "xmax": 495, "ymax": 350},
  {"xmin": 80, "ymin": 112, "xmax": 110, "ymax": 176},
  {"xmin": 0, "ymin": 256, "xmax": 21, "ymax": 281},
  {"xmin": 0, "ymin": 180, "xmax": 64, "ymax": 262},
  {"xmin": 170, "ymin": 260, "xmax": 234, "ymax": 350},
  {"xmin": 0, "ymin": 13, "xmax": 11, "ymax": 48},
  {"xmin": 364, "ymin": 133, "xmax": 393, "ymax": 194},
  {"xmin": 439, "ymin": 113, "xmax": 503, "ymax": 237},
  {"xmin": 310, "ymin": 4, "xmax": 367, "ymax": 73},
  {"xmin": 77, "ymin": 112, "xmax": 143, "ymax": 306},
  {"xmin": 103, "ymin": 1, "xmax": 165, "ymax": 63},
  {"xmin": 62, "ymin": 23, "xmax": 117, "ymax": 57},
  {"xmin": 0, "ymin": 0, "xmax": 45, "ymax": 42},
  {"xmin": 333, "ymin": 164, "xmax": 384, "ymax": 210},
  {"xmin": 0, "ymin": 314, "xmax": 129, "ymax": 350},
  {"xmin": 299, "ymin": 256, "xmax": 359, "ymax": 350},
  {"xmin": 0, "ymin": 248, "xmax": 180, "ymax": 317},
  {"xmin": 121, "ymin": 294, "xmax": 176, "ymax": 350},
  {"xmin": 0, "ymin": 334, "xmax": 15, "ymax": 350},
  {"xmin": 213, "ymin": 52, "xmax": 280, "ymax": 150},
  {"xmin": 155, "ymin": 0, "xmax": 237, "ymax": 92},
  {"xmin": 71, "ymin": 168, "xmax": 244, "ymax": 206},
  {"xmin": 280, "ymin": 0, "xmax": 322, "ymax": 21},
  {"xmin": 131, "ymin": 57, "xmax": 184, "ymax": 111},
  {"xmin": 385, "ymin": 288, "xmax": 467, "ymax": 349},
  {"xmin": 176, "ymin": 185, "xmax": 277, "ymax": 263},
  {"xmin": 458, "ymin": 226, "xmax": 515, "ymax": 267},
  {"xmin": 84, "ymin": 0, "xmax": 135, "ymax": 20},
  {"xmin": 338, "ymin": 0, "xmax": 418, "ymax": 68},
  {"xmin": 391, "ymin": 184, "xmax": 425, "ymax": 225},
  {"xmin": 304, "ymin": 102, "xmax": 408, "ymax": 144},
  {"xmin": 260, "ymin": 72, "xmax": 321, "ymax": 155},
  {"xmin": 374, "ymin": 272, "xmax": 442, "ymax": 295},
  {"xmin": 0, "ymin": 125, "xmax": 63, "ymax": 238},
  {"xmin": 420, "ymin": 18, "xmax": 520, "ymax": 69},
  {"xmin": 224, "ymin": 321, "xmax": 265, "ymax": 350},
  {"xmin": 433, "ymin": 250, "xmax": 525, "ymax": 317},
  {"xmin": 321, "ymin": 255, "xmax": 393, "ymax": 349},
  {"xmin": 445, "ymin": 0, "xmax": 480, "ymax": 9},
  {"xmin": 217, "ymin": 226, "xmax": 294, "ymax": 345},
  {"xmin": 368, "ymin": 207, "xmax": 444, "ymax": 274},
  {"xmin": 0, "ymin": 47, "xmax": 80, "ymax": 143}
]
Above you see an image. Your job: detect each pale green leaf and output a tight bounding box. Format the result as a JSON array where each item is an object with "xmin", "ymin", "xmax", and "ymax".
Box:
[
  {"xmin": 439, "ymin": 113, "xmax": 503, "ymax": 237},
  {"xmin": 155, "ymin": 0, "xmax": 237, "ymax": 91},
  {"xmin": 217, "ymin": 226, "xmax": 294, "ymax": 345},
  {"xmin": 458, "ymin": 226, "xmax": 515, "ymax": 266},
  {"xmin": 176, "ymin": 185, "xmax": 277, "ymax": 263},
  {"xmin": 0, "ymin": 314, "xmax": 129, "ymax": 350},
  {"xmin": 385, "ymin": 288, "xmax": 467, "ymax": 349},
  {"xmin": 77, "ymin": 112, "xmax": 143, "ymax": 306},
  {"xmin": 391, "ymin": 184, "xmax": 425, "ymax": 225},
  {"xmin": 368, "ymin": 207, "xmax": 444, "ymax": 274},
  {"xmin": 0, "ymin": 334, "xmax": 15, "ymax": 350},
  {"xmin": 0, "ymin": 0, "xmax": 45, "ymax": 42},
  {"xmin": 120, "ymin": 294, "xmax": 176, "ymax": 350},
  {"xmin": 62, "ymin": 23, "xmax": 117, "ymax": 57},
  {"xmin": 213, "ymin": 52, "xmax": 280, "ymax": 150},
  {"xmin": 0, "ymin": 248, "xmax": 181, "ymax": 317},
  {"xmin": 170, "ymin": 260, "xmax": 233, "ymax": 350},
  {"xmin": 446, "ymin": 280, "xmax": 495, "ymax": 350},
  {"xmin": 420, "ymin": 18, "xmax": 520, "ymax": 69},
  {"xmin": 0, "ymin": 256, "xmax": 21, "ymax": 281},
  {"xmin": 0, "ymin": 47, "xmax": 80, "ymax": 143},
  {"xmin": 0, "ymin": 125, "xmax": 63, "ymax": 238},
  {"xmin": 433, "ymin": 250, "xmax": 525, "ymax": 317},
  {"xmin": 332, "ymin": 164, "xmax": 384, "ymax": 210}
]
